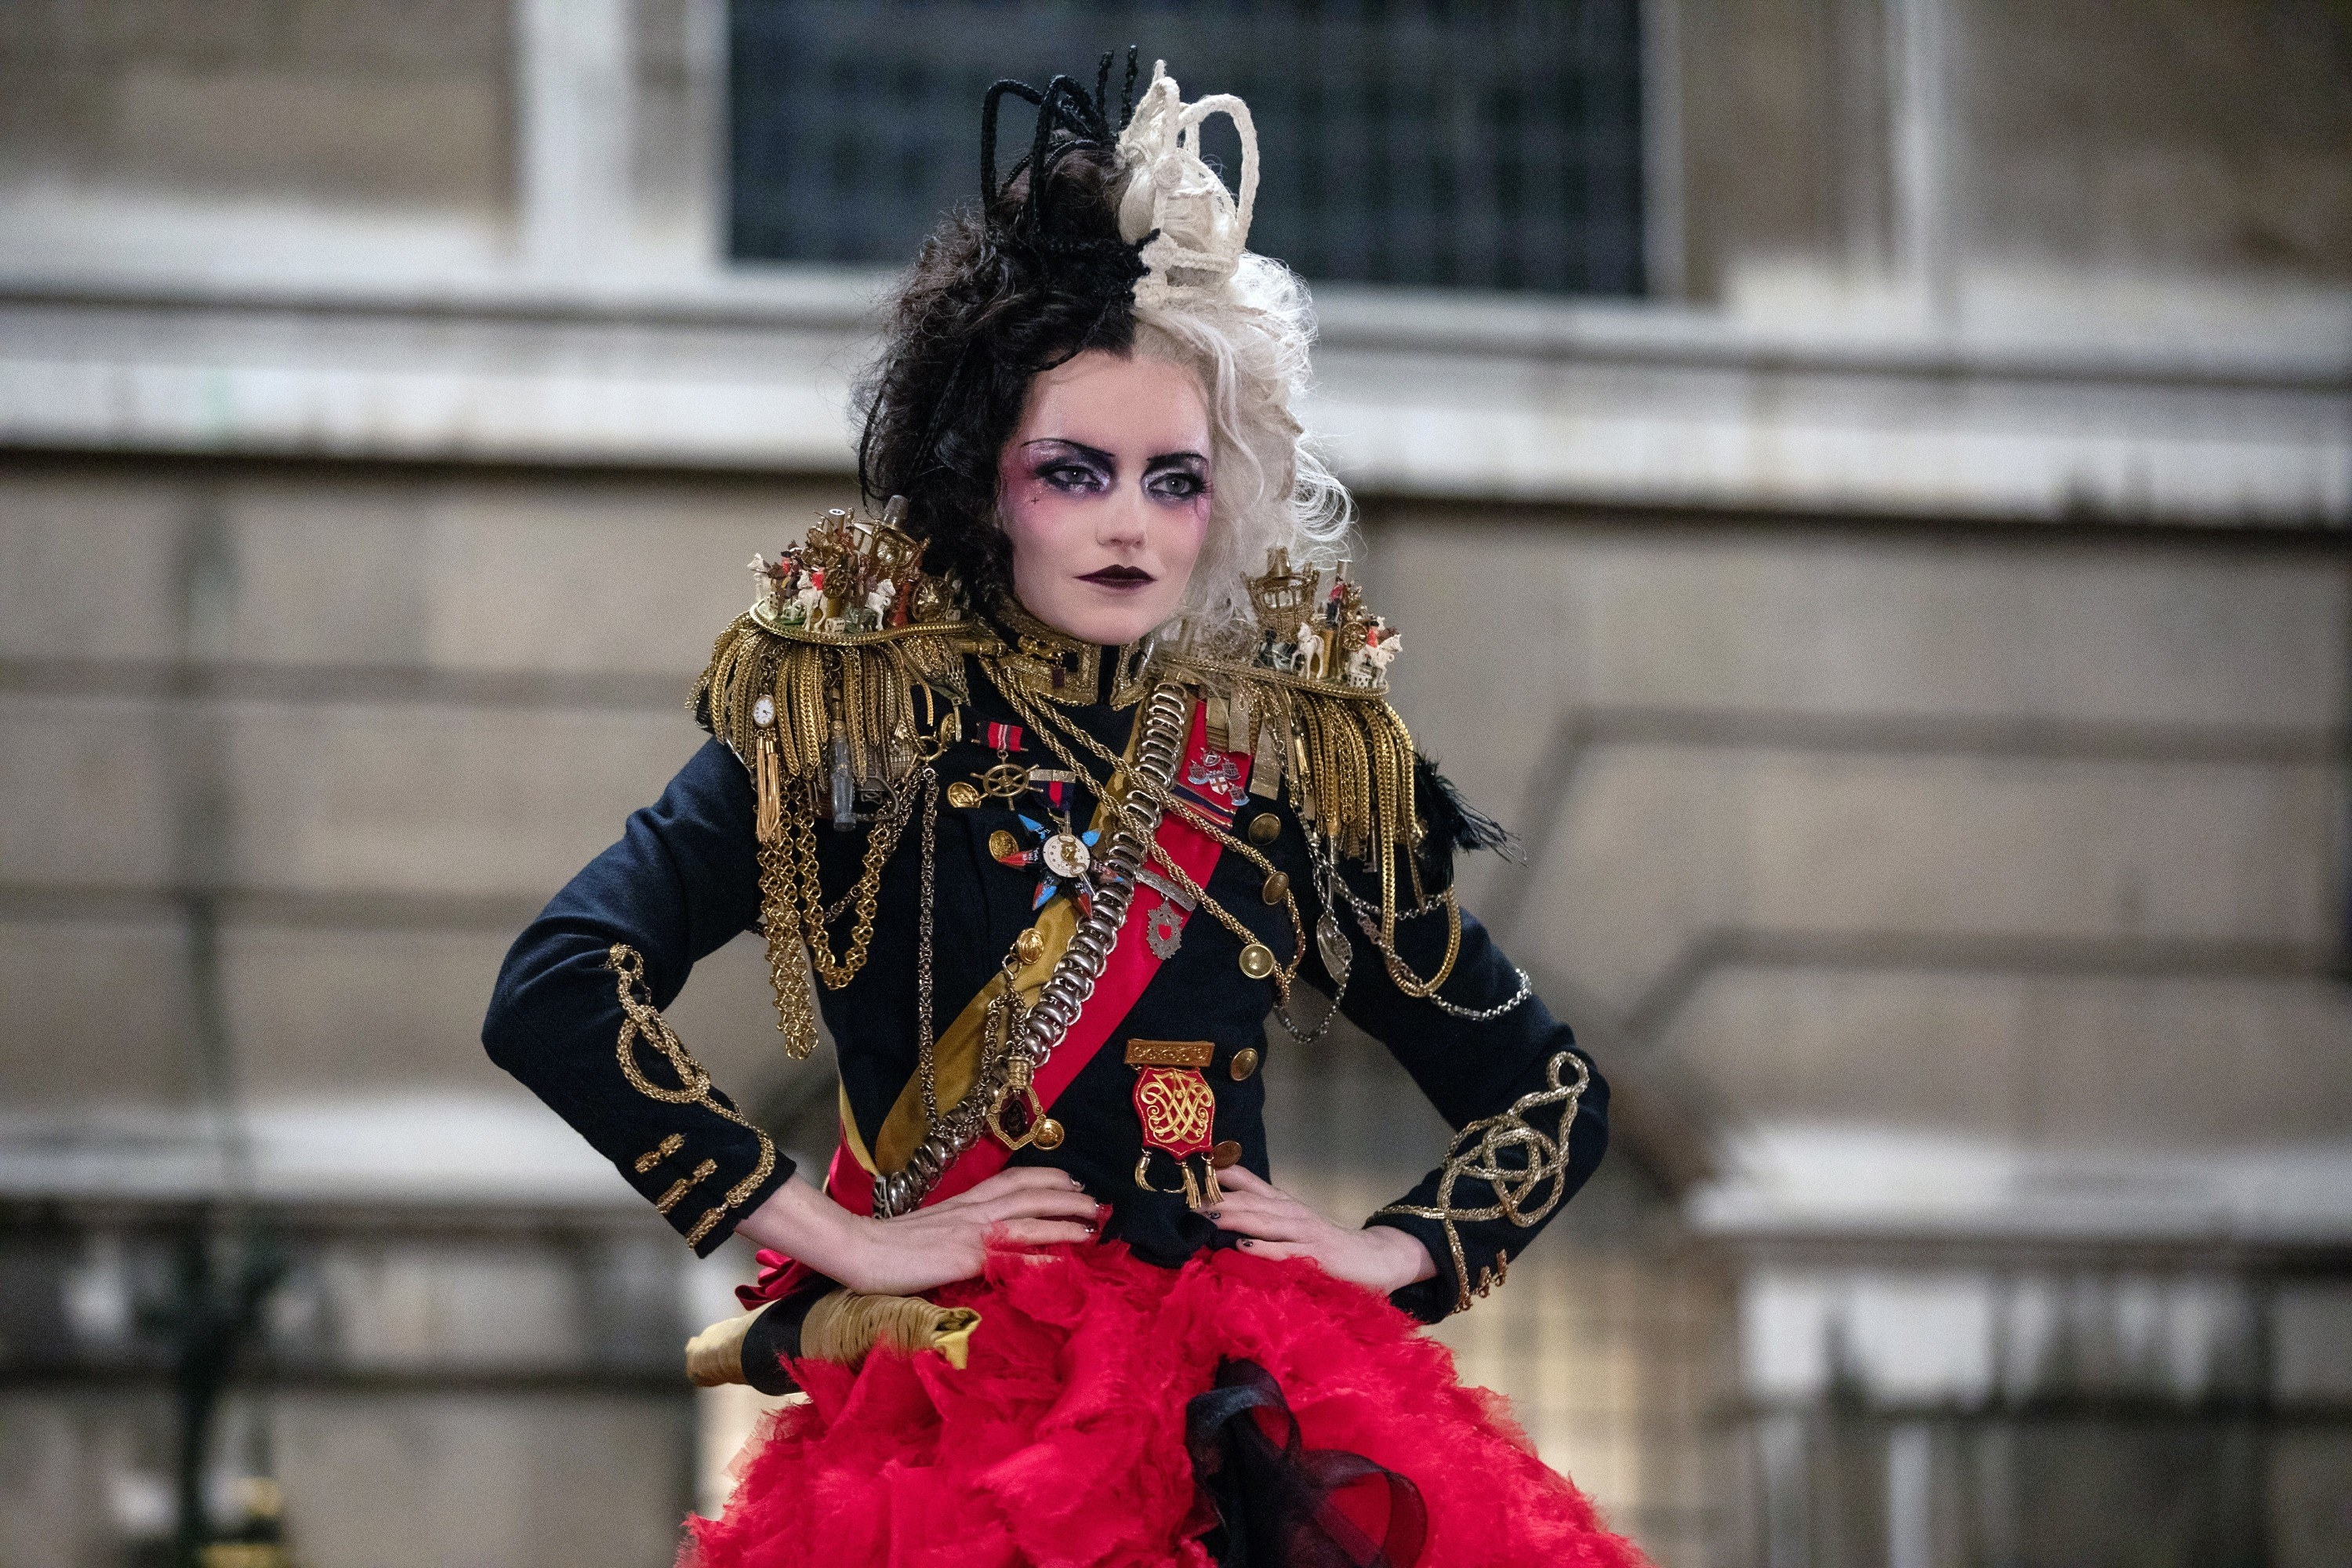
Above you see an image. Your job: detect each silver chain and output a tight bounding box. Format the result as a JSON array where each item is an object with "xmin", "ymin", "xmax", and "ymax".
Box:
[
  {"xmin": 914, "ymin": 767, "xmax": 941, "ymax": 1131},
  {"xmin": 1301, "ymin": 826, "xmax": 1534, "ymax": 1023}
]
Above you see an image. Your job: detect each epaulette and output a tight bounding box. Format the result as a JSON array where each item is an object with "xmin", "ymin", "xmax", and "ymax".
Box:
[
  {"xmin": 691, "ymin": 499, "xmax": 995, "ymax": 1060},
  {"xmin": 694, "ymin": 499, "xmax": 995, "ymax": 824},
  {"xmin": 1161, "ymin": 548, "xmax": 1417, "ymax": 866}
]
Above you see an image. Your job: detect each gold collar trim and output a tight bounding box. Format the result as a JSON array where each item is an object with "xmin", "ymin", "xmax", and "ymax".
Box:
[{"xmin": 989, "ymin": 601, "xmax": 1158, "ymax": 708}]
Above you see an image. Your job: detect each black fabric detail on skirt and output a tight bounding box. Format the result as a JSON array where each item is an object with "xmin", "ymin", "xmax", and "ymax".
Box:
[{"xmin": 1184, "ymin": 1358, "xmax": 1428, "ymax": 1568}]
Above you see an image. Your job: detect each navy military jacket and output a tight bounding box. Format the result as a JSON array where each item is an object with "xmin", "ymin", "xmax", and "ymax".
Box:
[{"xmin": 483, "ymin": 645, "xmax": 1607, "ymax": 1323}]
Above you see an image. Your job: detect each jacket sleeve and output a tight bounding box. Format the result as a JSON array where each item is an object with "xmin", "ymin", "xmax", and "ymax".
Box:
[
  {"xmin": 1314, "ymin": 838, "xmax": 1610, "ymax": 1323},
  {"xmin": 483, "ymin": 737, "xmax": 794, "ymax": 1256}
]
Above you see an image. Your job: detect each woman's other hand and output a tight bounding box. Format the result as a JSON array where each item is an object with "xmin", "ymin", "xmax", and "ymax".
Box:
[
  {"xmin": 1205, "ymin": 1165, "xmax": 1438, "ymax": 1295},
  {"xmin": 733, "ymin": 1167, "xmax": 1104, "ymax": 1297}
]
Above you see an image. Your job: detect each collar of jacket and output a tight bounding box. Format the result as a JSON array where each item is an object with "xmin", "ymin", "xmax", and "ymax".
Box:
[{"xmin": 984, "ymin": 597, "xmax": 1162, "ymax": 708}]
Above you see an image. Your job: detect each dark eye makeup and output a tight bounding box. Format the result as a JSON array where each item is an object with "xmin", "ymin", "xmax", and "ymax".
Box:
[
  {"xmin": 1143, "ymin": 455, "xmax": 1210, "ymax": 503},
  {"xmin": 1027, "ymin": 440, "xmax": 1115, "ymax": 494},
  {"xmin": 1022, "ymin": 439, "xmax": 1210, "ymax": 503}
]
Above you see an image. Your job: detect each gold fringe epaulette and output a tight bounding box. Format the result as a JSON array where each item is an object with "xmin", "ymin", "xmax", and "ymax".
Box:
[
  {"xmin": 1162, "ymin": 546, "xmax": 1417, "ymax": 864},
  {"xmin": 693, "ymin": 502, "xmax": 996, "ymax": 1058},
  {"xmin": 1166, "ymin": 547, "xmax": 1469, "ymax": 1004},
  {"xmin": 1162, "ymin": 652, "xmax": 1417, "ymax": 866},
  {"xmin": 695, "ymin": 609, "xmax": 983, "ymax": 803}
]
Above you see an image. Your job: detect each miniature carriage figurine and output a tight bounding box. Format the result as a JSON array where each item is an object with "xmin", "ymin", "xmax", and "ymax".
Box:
[
  {"xmin": 1247, "ymin": 547, "xmax": 1322, "ymax": 674},
  {"xmin": 750, "ymin": 496, "xmax": 962, "ymax": 635},
  {"xmin": 1242, "ymin": 546, "xmax": 1398, "ymax": 687}
]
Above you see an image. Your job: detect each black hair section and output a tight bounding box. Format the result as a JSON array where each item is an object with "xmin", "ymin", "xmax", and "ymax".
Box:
[{"xmin": 855, "ymin": 49, "xmax": 1153, "ymax": 613}]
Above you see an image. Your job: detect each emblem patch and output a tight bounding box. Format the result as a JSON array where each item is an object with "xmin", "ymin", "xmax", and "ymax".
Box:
[{"xmin": 1131, "ymin": 1065, "xmax": 1216, "ymax": 1160}]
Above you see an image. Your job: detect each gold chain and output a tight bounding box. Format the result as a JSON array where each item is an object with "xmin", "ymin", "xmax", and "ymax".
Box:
[
  {"xmin": 1358, "ymin": 708, "xmax": 1462, "ymax": 997},
  {"xmin": 753, "ymin": 842, "xmax": 823, "ymax": 1059},
  {"xmin": 784, "ymin": 772, "xmax": 920, "ymax": 989},
  {"xmin": 914, "ymin": 766, "xmax": 943, "ymax": 1131}
]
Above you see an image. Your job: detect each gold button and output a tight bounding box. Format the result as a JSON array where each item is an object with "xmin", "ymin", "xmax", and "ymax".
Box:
[
  {"xmin": 1247, "ymin": 814, "xmax": 1280, "ymax": 846},
  {"xmin": 1237, "ymin": 942, "xmax": 1276, "ymax": 980},
  {"xmin": 1259, "ymin": 871, "xmax": 1290, "ymax": 905},
  {"xmin": 989, "ymin": 829, "xmax": 1020, "ymax": 861},
  {"xmin": 1212, "ymin": 1140, "xmax": 1242, "ymax": 1169},
  {"xmin": 1032, "ymin": 1117, "xmax": 1065, "ymax": 1151},
  {"xmin": 1014, "ymin": 927, "xmax": 1046, "ymax": 966},
  {"xmin": 947, "ymin": 782, "xmax": 982, "ymax": 810},
  {"xmin": 1229, "ymin": 1047, "xmax": 1259, "ymax": 1081}
]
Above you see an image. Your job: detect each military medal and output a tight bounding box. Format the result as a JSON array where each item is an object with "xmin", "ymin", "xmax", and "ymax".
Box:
[
  {"xmin": 1124, "ymin": 1040, "xmax": 1223, "ymax": 1210},
  {"xmin": 1134, "ymin": 866, "xmax": 1195, "ymax": 960},
  {"xmin": 1040, "ymin": 828, "xmax": 1091, "ymax": 880},
  {"xmin": 967, "ymin": 722, "xmax": 1030, "ymax": 804},
  {"xmin": 993, "ymin": 811, "xmax": 1102, "ymax": 913}
]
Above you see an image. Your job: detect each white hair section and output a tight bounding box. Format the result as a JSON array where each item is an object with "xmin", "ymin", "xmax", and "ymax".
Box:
[{"xmin": 1116, "ymin": 60, "xmax": 1356, "ymax": 648}]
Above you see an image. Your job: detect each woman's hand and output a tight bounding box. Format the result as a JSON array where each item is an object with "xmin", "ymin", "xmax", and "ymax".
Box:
[
  {"xmin": 1206, "ymin": 1165, "xmax": 1437, "ymax": 1295},
  {"xmin": 732, "ymin": 1167, "xmax": 1104, "ymax": 1298}
]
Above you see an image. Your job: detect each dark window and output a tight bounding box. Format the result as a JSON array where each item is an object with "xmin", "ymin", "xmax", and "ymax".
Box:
[{"xmin": 729, "ymin": 0, "xmax": 1646, "ymax": 295}]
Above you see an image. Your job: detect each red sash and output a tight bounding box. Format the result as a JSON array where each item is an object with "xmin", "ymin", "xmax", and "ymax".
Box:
[{"xmin": 742, "ymin": 699, "xmax": 1249, "ymax": 1307}]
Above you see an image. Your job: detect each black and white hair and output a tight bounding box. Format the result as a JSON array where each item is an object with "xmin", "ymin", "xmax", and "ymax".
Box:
[{"xmin": 853, "ymin": 56, "xmax": 1352, "ymax": 648}]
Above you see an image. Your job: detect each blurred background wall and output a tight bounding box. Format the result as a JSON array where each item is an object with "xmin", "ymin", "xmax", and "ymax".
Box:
[{"xmin": 1, "ymin": 3, "xmax": 2347, "ymax": 1566}]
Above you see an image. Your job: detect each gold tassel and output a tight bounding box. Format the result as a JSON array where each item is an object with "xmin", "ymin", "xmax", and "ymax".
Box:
[{"xmin": 754, "ymin": 732, "xmax": 783, "ymax": 845}]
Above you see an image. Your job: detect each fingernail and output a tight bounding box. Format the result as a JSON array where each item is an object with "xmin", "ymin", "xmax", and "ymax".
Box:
[
  {"xmin": 1204, "ymin": 1210, "xmax": 1221, "ymax": 1221},
  {"xmin": 1239, "ymin": 1240, "xmax": 1254, "ymax": 1248}
]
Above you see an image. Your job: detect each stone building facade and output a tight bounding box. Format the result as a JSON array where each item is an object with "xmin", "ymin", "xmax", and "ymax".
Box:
[{"xmin": 2, "ymin": 4, "xmax": 2347, "ymax": 1566}]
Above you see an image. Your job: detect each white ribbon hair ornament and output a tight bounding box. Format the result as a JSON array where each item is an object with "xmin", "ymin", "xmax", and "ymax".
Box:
[{"xmin": 1115, "ymin": 61, "xmax": 1259, "ymax": 307}]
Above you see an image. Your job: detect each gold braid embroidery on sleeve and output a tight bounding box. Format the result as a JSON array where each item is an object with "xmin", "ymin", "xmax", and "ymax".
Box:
[
  {"xmin": 606, "ymin": 944, "xmax": 777, "ymax": 1245},
  {"xmin": 633, "ymin": 1133, "xmax": 685, "ymax": 1174},
  {"xmin": 1374, "ymin": 1051, "xmax": 1588, "ymax": 1314},
  {"xmin": 655, "ymin": 1160, "xmax": 718, "ymax": 1215}
]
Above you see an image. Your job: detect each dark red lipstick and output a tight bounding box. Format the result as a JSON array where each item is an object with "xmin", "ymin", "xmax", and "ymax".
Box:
[{"xmin": 1080, "ymin": 565, "xmax": 1154, "ymax": 587}]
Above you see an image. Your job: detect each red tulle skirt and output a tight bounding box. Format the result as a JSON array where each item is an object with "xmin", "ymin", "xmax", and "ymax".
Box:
[{"xmin": 688, "ymin": 1242, "xmax": 1645, "ymax": 1568}]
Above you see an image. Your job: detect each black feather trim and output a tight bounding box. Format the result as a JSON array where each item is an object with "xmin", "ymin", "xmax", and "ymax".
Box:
[{"xmin": 1414, "ymin": 753, "xmax": 1523, "ymax": 866}]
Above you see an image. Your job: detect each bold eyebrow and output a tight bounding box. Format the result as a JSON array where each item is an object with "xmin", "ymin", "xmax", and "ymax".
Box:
[{"xmin": 1143, "ymin": 451, "xmax": 1210, "ymax": 470}]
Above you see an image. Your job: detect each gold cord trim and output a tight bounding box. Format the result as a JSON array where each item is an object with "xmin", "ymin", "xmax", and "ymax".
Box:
[
  {"xmin": 654, "ymin": 1159, "xmax": 717, "ymax": 1215},
  {"xmin": 1374, "ymin": 1051, "xmax": 1588, "ymax": 1315},
  {"xmin": 607, "ymin": 944, "xmax": 778, "ymax": 1244},
  {"xmin": 633, "ymin": 1133, "xmax": 684, "ymax": 1174}
]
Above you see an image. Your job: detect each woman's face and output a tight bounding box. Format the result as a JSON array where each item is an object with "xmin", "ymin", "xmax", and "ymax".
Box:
[{"xmin": 997, "ymin": 349, "xmax": 1213, "ymax": 647}]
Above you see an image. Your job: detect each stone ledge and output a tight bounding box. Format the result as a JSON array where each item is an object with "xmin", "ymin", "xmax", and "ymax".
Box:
[{"xmin": 3, "ymin": 272, "xmax": 2344, "ymax": 524}]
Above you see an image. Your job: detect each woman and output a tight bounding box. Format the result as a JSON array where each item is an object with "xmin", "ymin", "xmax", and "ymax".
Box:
[{"xmin": 485, "ymin": 56, "xmax": 1640, "ymax": 1568}]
